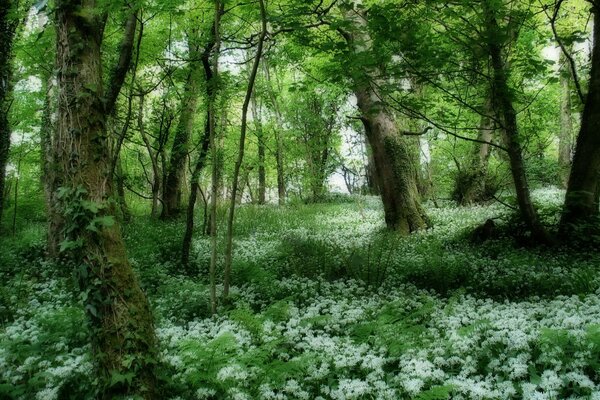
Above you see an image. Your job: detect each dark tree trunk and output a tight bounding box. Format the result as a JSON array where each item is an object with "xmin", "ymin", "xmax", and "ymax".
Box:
[
  {"xmin": 454, "ymin": 98, "xmax": 495, "ymax": 205},
  {"xmin": 182, "ymin": 6, "xmax": 222, "ymax": 266},
  {"xmin": 560, "ymin": 10, "xmax": 600, "ymax": 230},
  {"xmin": 485, "ymin": 4, "xmax": 550, "ymax": 243},
  {"xmin": 115, "ymin": 159, "xmax": 130, "ymax": 222},
  {"xmin": 223, "ymin": 0, "xmax": 267, "ymax": 299},
  {"xmin": 161, "ymin": 32, "xmax": 203, "ymax": 219},
  {"xmin": 0, "ymin": 1, "xmax": 18, "ymax": 234},
  {"xmin": 558, "ymin": 50, "xmax": 574, "ymax": 188},
  {"xmin": 52, "ymin": 1, "xmax": 157, "ymax": 397}
]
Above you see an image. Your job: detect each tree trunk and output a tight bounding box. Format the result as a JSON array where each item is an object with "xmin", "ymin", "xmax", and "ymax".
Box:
[
  {"xmin": 485, "ymin": 3, "xmax": 550, "ymax": 243},
  {"xmin": 356, "ymin": 90, "xmax": 428, "ymax": 233},
  {"xmin": 342, "ymin": 10, "xmax": 427, "ymax": 233},
  {"xmin": 454, "ymin": 97, "xmax": 494, "ymax": 205},
  {"xmin": 223, "ymin": 0, "xmax": 267, "ymax": 300},
  {"xmin": 560, "ymin": 10, "xmax": 600, "ymax": 230},
  {"xmin": 264, "ymin": 63, "xmax": 286, "ymax": 205},
  {"xmin": 365, "ymin": 144, "xmax": 379, "ymax": 195},
  {"xmin": 0, "ymin": 1, "xmax": 18, "ymax": 234},
  {"xmin": 161, "ymin": 32, "xmax": 203, "ymax": 219},
  {"xmin": 138, "ymin": 94, "xmax": 161, "ymax": 219},
  {"xmin": 558, "ymin": 49, "xmax": 574, "ymax": 189},
  {"xmin": 252, "ymin": 96, "xmax": 267, "ymax": 205},
  {"xmin": 182, "ymin": 6, "xmax": 222, "ymax": 266},
  {"xmin": 52, "ymin": 2, "xmax": 157, "ymax": 397}
]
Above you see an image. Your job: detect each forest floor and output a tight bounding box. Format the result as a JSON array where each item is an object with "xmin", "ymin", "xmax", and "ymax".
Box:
[{"xmin": 1, "ymin": 187, "xmax": 600, "ymax": 399}]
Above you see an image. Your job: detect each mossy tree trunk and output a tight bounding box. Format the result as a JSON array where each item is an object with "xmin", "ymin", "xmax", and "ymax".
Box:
[
  {"xmin": 0, "ymin": 0, "xmax": 18, "ymax": 233},
  {"xmin": 161, "ymin": 31, "xmax": 203, "ymax": 219},
  {"xmin": 356, "ymin": 90, "xmax": 428, "ymax": 233},
  {"xmin": 558, "ymin": 49, "xmax": 574, "ymax": 189},
  {"xmin": 52, "ymin": 1, "xmax": 157, "ymax": 397},
  {"xmin": 454, "ymin": 97, "xmax": 495, "ymax": 205},
  {"xmin": 342, "ymin": 8, "xmax": 427, "ymax": 234},
  {"xmin": 560, "ymin": 9, "xmax": 600, "ymax": 231}
]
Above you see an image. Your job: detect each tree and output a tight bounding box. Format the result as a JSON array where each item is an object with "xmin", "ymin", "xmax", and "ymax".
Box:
[
  {"xmin": 484, "ymin": 0, "xmax": 551, "ymax": 242},
  {"xmin": 560, "ymin": 4, "xmax": 600, "ymax": 231},
  {"xmin": 50, "ymin": 1, "xmax": 157, "ymax": 396},
  {"xmin": 223, "ymin": 0, "xmax": 267, "ymax": 300},
  {"xmin": 341, "ymin": 3, "xmax": 428, "ymax": 233},
  {"xmin": 558, "ymin": 49, "xmax": 574, "ymax": 188},
  {"xmin": 161, "ymin": 27, "xmax": 204, "ymax": 219},
  {"xmin": 0, "ymin": 0, "xmax": 19, "ymax": 233}
]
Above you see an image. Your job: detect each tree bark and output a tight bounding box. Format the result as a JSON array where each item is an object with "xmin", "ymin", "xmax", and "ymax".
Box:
[
  {"xmin": 485, "ymin": 3, "xmax": 550, "ymax": 243},
  {"xmin": 454, "ymin": 97, "xmax": 495, "ymax": 205},
  {"xmin": 558, "ymin": 49, "xmax": 574, "ymax": 189},
  {"xmin": 342, "ymin": 9, "xmax": 427, "ymax": 234},
  {"xmin": 137, "ymin": 94, "xmax": 161, "ymax": 218},
  {"xmin": 560, "ymin": 9, "xmax": 600, "ymax": 230},
  {"xmin": 52, "ymin": 1, "xmax": 157, "ymax": 397},
  {"xmin": 264, "ymin": 63, "xmax": 286, "ymax": 205},
  {"xmin": 161, "ymin": 31, "xmax": 203, "ymax": 219},
  {"xmin": 0, "ymin": 0, "xmax": 18, "ymax": 234}
]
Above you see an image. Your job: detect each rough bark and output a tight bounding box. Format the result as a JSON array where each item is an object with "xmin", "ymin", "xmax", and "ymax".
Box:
[
  {"xmin": 342, "ymin": 9, "xmax": 427, "ymax": 233},
  {"xmin": 560, "ymin": 9, "xmax": 600, "ymax": 230},
  {"xmin": 161, "ymin": 31, "xmax": 203, "ymax": 219},
  {"xmin": 356, "ymin": 90, "xmax": 428, "ymax": 233},
  {"xmin": 0, "ymin": 0, "xmax": 18, "ymax": 233},
  {"xmin": 454, "ymin": 97, "xmax": 495, "ymax": 205},
  {"xmin": 485, "ymin": 3, "xmax": 550, "ymax": 243},
  {"xmin": 52, "ymin": 1, "xmax": 157, "ymax": 397},
  {"xmin": 558, "ymin": 49, "xmax": 574, "ymax": 189}
]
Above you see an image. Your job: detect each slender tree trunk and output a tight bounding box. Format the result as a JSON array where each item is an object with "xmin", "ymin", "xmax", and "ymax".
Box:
[
  {"xmin": 41, "ymin": 72, "xmax": 56, "ymax": 236},
  {"xmin": 485, "ymin": 4, "xmax": 550, "ymax": 243},
  {"xmin": 138, "ymin": 95, "xmax": 161, "ymax": 218},
  {"xmin": 162, "ymin": 32, "xmax": 203, "ymax": 219},
  {"xmin": 223, "ymin": 0, "xmax": 267, "ymax": 300},
  {"xmin": 115, "ymin": 159, "xmax": 130, "ymax": 222},
  {"xmin": 251, "ymin": 95, "xmax": 267, "ymax": 204},
  {"xmin": 558, "ymin": 50, "xmax": 574, "ymax": 189},
  {"xmin": 264, "ymin": 63, "xmax": 286, "ymax": 205},
  {"xmin": 52, "ymin": 2, "xmax": 157, "ymax": 397},
  {"xmin": 560, "ymin": 10, "xmax": 600, "ymax": 230},
  {"xmin": 206, "ymin": 1, "xmax": 223, "ymax": 315},
  {"xmin": 454, "ymin": 97, "xmax": 495, "ymax": 205},
  {"xmin": 182, "ymin": 6, "xmax": 222, "ymax": 266},
  {"xmin": 0, "ymin": 1, "xmax": 18, "ymax": 234}
]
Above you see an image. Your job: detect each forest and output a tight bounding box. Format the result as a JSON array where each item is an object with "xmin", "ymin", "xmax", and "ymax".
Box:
[{"xmin": 1, "ymin": 0, "xmax": 600, "ymax": 399}]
